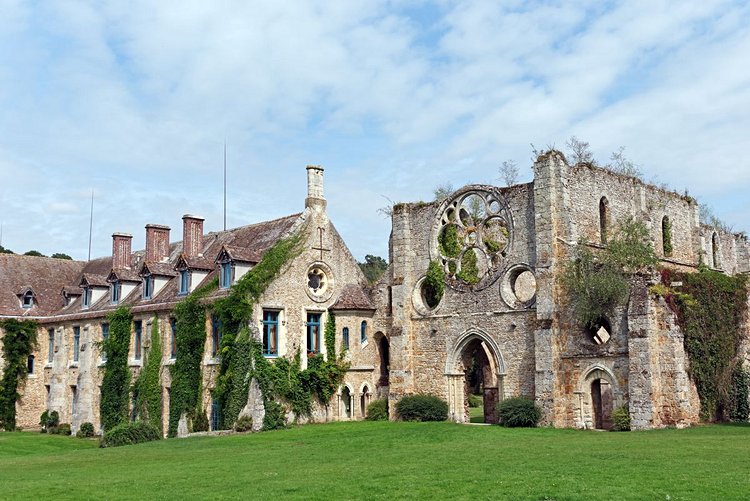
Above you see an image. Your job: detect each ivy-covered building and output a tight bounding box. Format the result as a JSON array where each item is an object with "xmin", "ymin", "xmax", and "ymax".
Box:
[
  {"xmin": 1, "ymin": 154, "xmax": 749, "ymax": 434},
  {"xmin": 0, "ymin": 166, "xmax": 381, "ymax": 434}
]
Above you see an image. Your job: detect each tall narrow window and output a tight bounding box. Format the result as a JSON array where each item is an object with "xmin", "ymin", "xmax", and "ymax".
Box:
[
  {"xmin": 170, "ymin": 318, "xmax": 177, "ymax": 359},
  {"xmin": 143, "ymin": 274, "xmax": 153, "ymax": 299},
  {"xmin": 599, "ymin": 197, "xmax": 609, "ymax": 244},
  {"xmin": 662, "ymin": 216, "xmax": 673, "ymax": 257},
  {"xmin": 101, "ymin": 323, "xmax": 109, "ymax": 362},
  {"xmin": 47, "ymin": 328, "xmax": 54, "ymax": 363},
  {"xmin": 134, "ymin": 320, "xmax": 142, "ymax": 360},
  {"xmin": 210, "ymin": 399, "xmax": 221, "ymax": 431},
  {"xmin": 73, "ymin": 326, "xmax": 80, "ymax": 362},
  {"xmin": 111, "ymin": 281, "xmax": 121, "ymax": 304},
  {"xmin": 262, "ymin": 310, "xmax": 279, "ymax": 356},
  {"xmin": 27, "ymin": 355, "xmax": 35, "ymax": 374},
  {"xmin": 71, "ymin": 386, "xmax": 78, "ymax": 417},
  {"xmin": 342, "ymin": 327, "xmax": 350, "ymax": 351},
  {"xmin": 712, "ymin": 232, "xmax": 720, "ymax": 268},
  {"xmin": 360, "ymin": 321, "xmax": 368, "ymax": 344},
  {"xmin": 220, "ymin": 262, "xmax": 232, "ymax": 289},
  {"xmin": 179, "ymin": 270, "xmax": 190, "ymax": 295},
  {"xmin": 306, "ymin": 313, "xmax": 321, "ymax": 354},
  {"xmin": 211, "ymin": 316, "xmax": 222, "ymax": 357},
  {"xmin": 82, "ymin": 287, "xmax": 91, "ymax": 308}
]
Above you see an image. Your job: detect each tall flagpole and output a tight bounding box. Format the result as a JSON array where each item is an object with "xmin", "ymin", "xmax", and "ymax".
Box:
[
  {"xmin": 88, "ymin": 190, "xmax": 94, "ymax": 261},
  {"xmin": 223, "ymin": 141, "xmax": 227, "ymax": 231}
]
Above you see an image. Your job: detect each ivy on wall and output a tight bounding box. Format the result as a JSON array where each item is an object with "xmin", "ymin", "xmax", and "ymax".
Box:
[
  {"xmin": 657, "ymin": 267, "xmax": 749, "ymax": 421},
  {"xmin": 562, "ymin": 218, "xmax": 658, "ymax": 329},
  {"xmin": 133, "ymin": 317, "xmax": 162, "ymax": 430},
  {"xmin": 168, "ymin": 280, "xmax": 215, "ymax": 437},
  {"xmin": 0, "ymin": 319, "xmax": 38, "ymax": 430},
  {"xmin": 100, "ymin": 307, "xmax": 133, "ymax": 432}
]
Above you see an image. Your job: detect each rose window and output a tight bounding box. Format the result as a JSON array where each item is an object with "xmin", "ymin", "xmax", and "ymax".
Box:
[{"xmin": 433, "ymin": 188, "xmax": 513, "ymax": 290}]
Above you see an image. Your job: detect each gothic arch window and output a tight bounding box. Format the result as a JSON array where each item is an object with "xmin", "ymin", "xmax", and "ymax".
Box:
[
  {"xmin": 712, "ymin": 232, "xmax": 720, "ymax": 268},
  {"xmin": 599, "ymin": 197, "xmax": 609, "ymax": 245},
  {"xmin": 662, "ymin": 216, "xmax": 673, "ymax": 257}
]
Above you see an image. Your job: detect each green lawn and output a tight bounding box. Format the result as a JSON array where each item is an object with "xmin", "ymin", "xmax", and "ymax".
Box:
[{"xmin": 2, "ymin": 422, "xmax": 750, "ymax": 500}]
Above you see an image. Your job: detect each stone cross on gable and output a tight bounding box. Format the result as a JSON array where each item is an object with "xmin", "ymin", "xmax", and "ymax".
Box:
[{"xmin": 312, "ymin": 226, "xmax": 331, "ymax": 260}]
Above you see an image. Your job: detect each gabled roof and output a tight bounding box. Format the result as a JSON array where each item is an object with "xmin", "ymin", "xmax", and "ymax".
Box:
[
  {"xmin": 330, "ymin": 284, "xmax": 376, "ymax": 311},
  {"xmin": 61, "ymin": 285, "xmax": 82, "ymax": 297},
  {"xmin": 141, "ymin": 262, "xmax": 178, "ymax": 277},
  {"xmin": 175, "ymin": 254, "xmax": 214, "ymax": 271},
  {"xmin": 215, "ymin": 244, "xmax": 262, "ymax": 264},
  {"xmin": 80, "ymin": 273, "xmax": 109, "ymax": 287},
  {"xmin": 0, "ymin": 254, "xmax": 85, "ymax": 316},
  {"xmin": 107, "ymin": 269, "xmax": 141, "ymax": 283}
]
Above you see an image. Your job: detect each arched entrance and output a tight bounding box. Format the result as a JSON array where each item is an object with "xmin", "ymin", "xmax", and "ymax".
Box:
[
  {"xmin": 375, "ymin": 332, "xmax": 390, "ymax": 390},
  {"xmin": 360, "ymin": 385, "xmax": 370, "ymax": 418},
  {"xmin": 579, "ymin": 365, "xmax": 617, "ymax": 430},
  {"xmin": 340, "ymin": 386, "xmax": 352, "ymax": 419},
  {"xmin": 445, "ymin": 329, "xmax": 505, "ymax": 424}
]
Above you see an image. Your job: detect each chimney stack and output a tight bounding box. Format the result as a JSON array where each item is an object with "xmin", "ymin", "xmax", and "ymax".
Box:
[
  {"xmin": 182, "ymin": 215, "xmax": 205, "ymax": 258},
  {"xmin": 145, "ymin": 224, "xmax": 171, "ymax": 263},
  {"xmin": 305, "ymin": 165, "xmax": 326, "ymax": 210},
  {"xmin": 112, "ymin": 233, "xmax": 133, "ymax": 269}
]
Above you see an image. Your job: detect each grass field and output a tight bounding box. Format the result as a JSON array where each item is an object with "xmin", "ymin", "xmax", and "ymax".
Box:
[{"xmin": 2, "ymin": 422, "xmax": 750, "ymax": 500}]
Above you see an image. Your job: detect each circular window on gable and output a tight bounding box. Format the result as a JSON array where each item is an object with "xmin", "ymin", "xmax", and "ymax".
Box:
[
  {"xmin": 306, "ymin": 262, "xmax": 334, "ymax": 302},
  {"xmin": 500, "ymin": 264, "xmax": 537, "ymax": 309}
]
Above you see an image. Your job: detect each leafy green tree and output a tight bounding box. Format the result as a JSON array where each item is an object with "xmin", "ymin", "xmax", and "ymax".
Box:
[
  {"xmin": 51, "ymin": 253, "xmax": 73, "ymax": 260},
  {"xmin": 23, "ymin": 250, "xmax": 45, "ymax": 257},
  {"xmin": 359, "ymin": 255, "xmax": 388, "ymax": 283},
  {"xmin": 0, "ymin": 245, "xmax": 13, "ymax": 254}
]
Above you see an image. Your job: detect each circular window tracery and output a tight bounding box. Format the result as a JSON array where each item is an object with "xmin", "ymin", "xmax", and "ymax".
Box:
[
  {"xmin": 432, "ymin": 187, "xmax": 513, "ymax": 291},
  {"xmin": 305, "ymin": 262, "xmax": 334, "ymax": 302},
  {"xmin": 500, "ymin": 264, "xmax": 537, "ymax": 309}
]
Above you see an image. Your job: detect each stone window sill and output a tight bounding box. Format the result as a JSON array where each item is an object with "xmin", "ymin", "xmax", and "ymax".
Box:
[
  {"xmin": 68, "ymin": 363, "xmax": 79, "ymax": 369},
  {"xmin": 205, "ymin": 357, "xmax": 220, "ymax": 366},
  {"xmin": 128, "ymin": 360, "xmax": 143, "ymax": 367}
]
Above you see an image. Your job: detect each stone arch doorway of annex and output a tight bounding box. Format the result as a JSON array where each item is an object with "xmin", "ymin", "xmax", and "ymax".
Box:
[
  {"xmin": 445, "ymin": 328, "xmax": 506, "ymax": 424},
  {"xmin": 577, "ymin": 364, "xmax": 619, "ymax": 430}
]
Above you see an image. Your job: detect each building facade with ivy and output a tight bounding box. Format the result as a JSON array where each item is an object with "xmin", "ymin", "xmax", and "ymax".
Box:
[{"xmin": 2, "ymin": 154, "xmax": 749, "ymax": 434}]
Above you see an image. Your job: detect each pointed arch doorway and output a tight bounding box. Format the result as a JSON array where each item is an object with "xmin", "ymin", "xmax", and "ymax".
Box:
[{"xmin": 445, "ymin": 330, "xmax": 506, "ymax": 424}]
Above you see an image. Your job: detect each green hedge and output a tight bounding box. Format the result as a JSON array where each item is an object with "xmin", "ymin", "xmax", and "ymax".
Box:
[
  {"xmin": 365, "ymin": 399, "xmax": 389, "ymax": 421},
  {"xmin": 496, "ymin": 397, "xmax": 542, "ymax": 427},
  {"xmin": 76, "ymin": 422, "xmax": 95, "ymax": 438},
  {"xmin": 100, "ymin": 422, "xmax": 162, "ymax": 448},
  {"xmin": 395, "ymin": 395, "xmax": 448, "ymax": 422}
]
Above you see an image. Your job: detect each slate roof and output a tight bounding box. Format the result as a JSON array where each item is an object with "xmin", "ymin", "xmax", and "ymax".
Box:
[
  {"xmin": 0, "ymin": 213, "xmax": 303, "ymax": 323},
  {"xmin": 330, "ymin": 284, "xmax": 376, "ymax": 311},
  {"xmin": 0, "ymin": 255, "xmax": 86, "ymax": 317}
]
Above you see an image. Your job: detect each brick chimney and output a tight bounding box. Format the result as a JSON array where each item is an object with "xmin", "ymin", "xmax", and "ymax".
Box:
[
  {"xmin": 145, "ymin": 224, "xmax": 171, "ymax": 263},
  {"xmin": 112, "ymin": 233, "xmax": 133, "ymax": 269},
  {"xmin": 305, "ymin": 165, "xmax": 326, "ymax": 210},
  {"xmin": 182, "ymin": 215, "xmax": 205, "ymax": 257}
]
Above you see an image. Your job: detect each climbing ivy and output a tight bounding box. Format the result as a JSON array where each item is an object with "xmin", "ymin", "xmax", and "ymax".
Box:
[
  {"xmin": 424, "ymin": 260, "xmax": 445, "ymax": 308},
  {"xmin": 657, "ymin": 267, "xmax": 748, "ymax": 421},
  {"xmin": 100, "ymin": 307, "xmax": 132, "ymax": 432},
  {"xmin": 562, "ymin": 218, "xmax": 658, "ymax": 329},
  {"xmin": 324, "ymin": 313, "xmax": 336, "ymax": 359},
  {"xmin": 212, "ymin": 232, "xmax": 304, "ymax": 428},
  {"xmin": 168, "ymin": 280, "xmax": 216, "ymax": 437},
  {"xmin": 0, "ymin": 319, "xmax": 38, "ymax": 431},
  {"xmin": 438, "ymin": 225, "xmax": 461, "ymax": 258},
  {"xmin": 457, "ymin": 249, "xmax": 480, "ymax": 284},
  {"xmin": 662, "ymin": 217, "xmax": 673, "ymax": 256},
  {"xmin": 133, "ymin": 317, "xmax": 162, "ymax": 430}
]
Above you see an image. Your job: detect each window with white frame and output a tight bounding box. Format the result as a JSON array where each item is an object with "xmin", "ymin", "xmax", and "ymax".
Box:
[
  {"xmin": 220, "ymin": 261, "xmax": 232, "ymax": 289},
  {"xmin": 82, "ymin": 287, "xmax": 91, "ymax": 308},
  {"xmin": 179, "ymin": 269, "xmax": 190, "ymax": 295},
  {"xmin": 111, "ymin": 281, "xmax": 121, "ymax": 304},
  {"xmin": 143, "ymin": 274, "xmax": 153, "ymax": 299}
]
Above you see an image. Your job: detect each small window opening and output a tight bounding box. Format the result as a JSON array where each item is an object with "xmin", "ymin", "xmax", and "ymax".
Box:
[
  {"xmin": 360, "ymin": 321, "xmax": 368, "ymax": 344},
  {"xmin": 662, "ymin": 216, "xmax": 673, "ymax": 257},
  {"xmin": 342, "ymin": 327, "xmax": 350, "ymax": 351},
  {"xmin": 21, "ymin": 290, "xmax": 34, "ymax": 308},
  {"xmin": 599, "ymin": 197, "xmax": 609, "ymax": 244},
  {"xmin": 712, "ymin": 232, "xmax": 720, "ymax": 268},
  {"xmin": 27, "ymin": 355, "xmax": 35, "ymax": 374},
  {"xmin": 586, "ymin": 318, "xmax": 612, "ymax": 346}
]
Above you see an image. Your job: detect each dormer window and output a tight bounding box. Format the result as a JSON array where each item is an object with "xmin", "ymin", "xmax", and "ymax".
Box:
[
  {"xmin": 143, "ymin": 274, "xmax": 153, "ymax": 300},
  {"xmin": 82, "ymin": 287, "xmax": 92, "ymax": 308},
  {"xmin": 21, "ymin": 290, "xmax": 34, "ymax": 309},
  {"xmin": 111, "ymin": 281, "xmax": 121, "ymax": 304},
  {"xmin": 220, "ymin": 261, "xmax": 233, "ymax": 289},
  {"xmin": 179, "ymin": 269, "xmax": 190, "ymax": 295}
]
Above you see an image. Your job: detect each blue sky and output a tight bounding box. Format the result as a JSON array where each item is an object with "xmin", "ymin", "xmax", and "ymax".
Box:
[{"xmin": 1, "ymin": 0, "xmax": 749, "ymax": 261}]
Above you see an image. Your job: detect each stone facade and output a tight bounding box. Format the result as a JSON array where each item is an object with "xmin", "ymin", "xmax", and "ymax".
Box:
[{"xmin": 2, "ymin": 153, "xmax": 749, "ymax": 433}]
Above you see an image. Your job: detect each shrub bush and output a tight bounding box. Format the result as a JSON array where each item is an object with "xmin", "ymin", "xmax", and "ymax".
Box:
[
  {"xmin": 192, "ymin": 411, "xmax": 209, "ymax": 432},
  {"xmin": 50, "ymin": 423, "xmax": 72, "ymax": 435},
  {"xmin": 100, "ymin": 422, "xmax": 162, "ymax": 448},
  {"xmin": 76, "ymin": 422, "xmax": 95, "ymax": 438},
  {"xmin": 497, "ymin": 397, "xmax": 542, "ymax": 428},
  {"xmin": 39, "ymin": 410, "xmax": 59, "ymax": 433},
  {"xmin": 395, "ymin": 395, "xmax": 448, "ymax": 422},
  {"xmin": 234, "ymin": 415, "xmax": 253, "ymax": 432},
  {"xmin": 611, "ymin": 406, "xmax": 631, "ymax": 431},
  {"xmin": 262, "ymin": 399, "xmax": 287, "ymax": 431},
  {"xmin": 468, "ymin": 394, "xmax": 483, "ymax": 408},
  {"xmin": 365, "ymin": 399, "xmax": 389, "ymax": 421}
]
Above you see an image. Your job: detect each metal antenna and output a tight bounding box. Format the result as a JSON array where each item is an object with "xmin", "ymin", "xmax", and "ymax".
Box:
[
  {"xmin": 223, "ymin": 141, "xmax": 227, "ymax": 231},
  {"xmin": 87, "ymin": 190, "xmax": 94, "ymax": 261}
]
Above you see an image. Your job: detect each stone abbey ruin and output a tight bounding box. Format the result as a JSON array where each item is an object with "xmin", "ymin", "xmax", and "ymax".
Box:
[{"xmin": 1, "ymin": 152, "xmax": 749, "ymax": 434}]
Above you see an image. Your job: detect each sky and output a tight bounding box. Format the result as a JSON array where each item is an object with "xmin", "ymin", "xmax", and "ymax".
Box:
[{"xmin": 1, "ymin": 0, "xmax": 749, "ymax": 261}]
